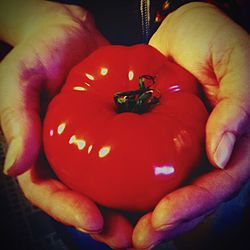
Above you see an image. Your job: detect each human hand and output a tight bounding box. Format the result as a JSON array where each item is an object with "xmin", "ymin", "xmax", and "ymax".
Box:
[
  {"xmin": 0, "ymin": 1, "xmax": 133, "ymax": 248},
  {"xmin": 0, "ymin": 0, "xmax": 107, "ymax": 175},
  {"xmin": 17, "ymin": 158, "xmax": 133, "ymax": 249},
  {"xmin": 133, "ymin": 2, "xmax": 250, "ymax": 248}
]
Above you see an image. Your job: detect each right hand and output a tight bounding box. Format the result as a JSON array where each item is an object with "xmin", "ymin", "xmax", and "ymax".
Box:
[{"xmin": 0, "ymin": 2, "xmax": 132, "ymax": 248}]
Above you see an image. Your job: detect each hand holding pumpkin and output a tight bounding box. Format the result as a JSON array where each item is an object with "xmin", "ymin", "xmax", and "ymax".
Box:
[
  {"xmin": 1, "ymin": 1, "xmax": 132, "ymax": 249},
  {"xmin": 0, "ymin": 1, "xmax": 250, "ymax": 250},
  {"xmin": 133, "ymin": 2, "xmax": 250, "ymax": 249}
]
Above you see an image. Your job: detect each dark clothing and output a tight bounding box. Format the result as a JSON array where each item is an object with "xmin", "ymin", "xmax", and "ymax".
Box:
[
  {"xmin": 55, "ymin": 0, "xmax": 195, "ymax": 44},
  {"xmin": 78, "ymin": 0, "xmax": 196, "ymax": 44},
  {"xmin": 54, "ymin": 0, "xmax": 249, "ymax": 45}
]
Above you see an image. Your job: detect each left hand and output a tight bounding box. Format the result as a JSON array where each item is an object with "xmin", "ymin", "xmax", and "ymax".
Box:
[
  {"xmin": 0, "ymin": 1, "xmax": 133, "ymax": 248},
  {"xmin": 133, "ymin": 2, "xmax": 250, "ymax": 249}
]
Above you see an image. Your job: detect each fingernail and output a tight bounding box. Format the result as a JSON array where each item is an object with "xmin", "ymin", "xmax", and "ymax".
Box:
[
  {"xmin": 3, "ymin": 138, "xmax": 21, "ymax": 175},
  {"xmin": 214, "ymin": 132, "xmax": 236, "ymax": 169}
]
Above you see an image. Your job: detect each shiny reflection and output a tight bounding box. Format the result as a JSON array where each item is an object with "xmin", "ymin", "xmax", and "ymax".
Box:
[
  {"xmin": 49, "ymin": 129, "xmax": 54, "ymax": 136},
  {"xmin": 57, "ymin": 123, "xmax": 66, "ymax": 135},
  {"xmin": 100, "ymin": 67, "xmax": 108, "ymax": 76},
  {"xmin": 168, "ymin": 85, "xmax": 181, "ymax": 92},
  {"xmin": 173, "ymin": 130, "xmax": 190, "ymax": 153},
  {"xmin": 128, "ymin": 70, "xmax": 134, "ymax": 81},
  {"xmin": 77, "ymin": 139, "xmax": 86, "ymax": 150},
  {"xmin": 88, "ymin": 145, "xmax": 93, "ymax": 154},
  {"xmin": 73, "ymin": 86, "xmax": 86, "ymax": 91},
  {"xmin": 69, "ymin": 135, "xmax": 76, "ymax": 144},
  {"xmin": 84, "ymin": 82, "xmax": 91, "ymax": 87},
  {"xmin": 85, "ymin": 73, "xmax": 95, "ymax": 80},
  {"xmin": 98, "ymin": 146, "xmax": 111, "ymax": 158},
  {"xmin": 67, "ymin": 133, "xmax": 111, "ymax": 155},
  {"xmin": 68, "ymin": 135, "xmax": 86, "ymax": 151},
  {"xmin": 154, "ymin": 165, "xmax": 175, "ymax": 176}
]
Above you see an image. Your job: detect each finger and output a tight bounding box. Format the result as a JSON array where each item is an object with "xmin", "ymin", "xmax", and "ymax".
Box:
[
  {"xmin": 148, "ymin": 2, "xmax": 250, "ymax": 169},
  {"xmin": 206, "ymin": 32, "xmax": 250, "ymax": 169},
  {"xmin": 133, "ymin": 213, "xmax": 158, "ymax": 250},
  {"xmin": 91, "ymin": 210, "xmax": 133, "ymax": 249},
  {"xmin": 206, "ymin": 98, "xmax": 250, "ymax": 169},
  {"xmin": 151, "ymin": 132, "xmax": 250, "ymax": 231},
  {"xmin": 133, "ymin": 212, "xmax": 208, "ymax": 249},
  {"xmin": 0, "ymin": 15, "xmax": 108, "ymax": 176},
  {"xmin": 17, "ymin": 162, "xmax": 103, "ymax": 233},
  {"xmin": 0, "ymin": 48, "xmax": 44, "ymax": 175}
]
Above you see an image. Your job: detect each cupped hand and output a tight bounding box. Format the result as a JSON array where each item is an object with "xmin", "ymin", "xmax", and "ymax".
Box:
[
  {"xmin": 133, "ymin": 2, "xmax": 250, "ymax": 249},
  {"xmin": 0, "ymin": 2, "xmax": 132, "ymax": 248},
  {"xmin": 17, "ymin": 157, "xmax": 133, "ymax": 249},
  {"xmin": 0, "ymin": 1, "xmax": 107, "ymax": 176}
]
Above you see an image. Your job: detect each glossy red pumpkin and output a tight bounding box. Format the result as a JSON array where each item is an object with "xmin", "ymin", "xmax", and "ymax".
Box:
[{"xmin": 43, "ymin": 44, "xmax": 208, "ymax": 212}]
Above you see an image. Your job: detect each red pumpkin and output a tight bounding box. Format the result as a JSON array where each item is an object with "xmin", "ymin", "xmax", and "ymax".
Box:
[{"xmin": 43, "ymin": 45, "xmax": 208, "ymax": 212}]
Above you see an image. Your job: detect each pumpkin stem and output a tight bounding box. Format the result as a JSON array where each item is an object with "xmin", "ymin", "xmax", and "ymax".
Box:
[{"xmin": 114, "ymin": 75, "xmax": 160, "ymax": 114}]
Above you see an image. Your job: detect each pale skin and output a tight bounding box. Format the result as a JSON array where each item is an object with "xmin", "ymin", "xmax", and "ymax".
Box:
[{"xmin": 0, "ymin": 1, "xmax": 250, "ymax": 249}]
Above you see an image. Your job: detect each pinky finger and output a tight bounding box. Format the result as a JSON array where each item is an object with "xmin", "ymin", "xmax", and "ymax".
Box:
[{"xmin": 17, "ymin": 162, "xmax": 103, "ymax": 233}]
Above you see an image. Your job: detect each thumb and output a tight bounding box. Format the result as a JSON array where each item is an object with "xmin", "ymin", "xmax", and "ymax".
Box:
[
  {"xmin": 1, "ymin": 108, "xmax": 41, "ymax": 176},
  {"xmin": 0, "ymin": 51, "xmax": 43, "ymax": 176},
  {"xmin": 206, "ymin": 98, "xmax": 249, "ymax": 169}
]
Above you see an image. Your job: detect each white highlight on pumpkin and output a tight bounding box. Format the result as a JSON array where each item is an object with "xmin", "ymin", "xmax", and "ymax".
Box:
[
  {"xmin": 100, "ymin": 67, "xmax": 108, "ymax": 76},
  {"xmin": 85, "ymin": 73, "xmax": 95, "ymax": 80},
  {"xmin": 168, "ymin": 85, "xmax": 181, "ymax": 92},
  {"xmin": 57, "ymin": 123, "xmax": 66, "ymax": 135},
  {"xmin": 128, "ymin": 70, "xmax": 134, "ymax": 81},
  {"xmin": 69, "ymin": 135, "xmax": 76, "ymax": 144},
  {"xmin": 77, "ymin": 139, "xmax": 86, "ymax": 150},
  {"xmin": 49, "ymin": 129, "xmax": 54, "ymax": 136},
  {"xmin": 154, "ymin": 165, "xmax": 175, "ymax": 176},
  {"xmin": 84, "ymin": 82, "xmax": 91, "ymax": 87},
  {"xmin": 88, "ymin": 145, "xmax": 93, "ymax": 154},
  {"xmin": 98, "ymin": 146, "xmax": 111, "ymax": 158},
  {"xmin": 73, "ymin": 86, "xmax": 86, "ymax": 91},
  {"xmin": 69, "ymin": 135, "xmax": 86, "ymax": 151}
]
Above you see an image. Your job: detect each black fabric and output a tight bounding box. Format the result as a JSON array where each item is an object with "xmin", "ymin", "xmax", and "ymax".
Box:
[
  {"xmin": 83, "ymin": 1, "xmax": 143, "ymax": 45},
  {"xmin": 54, "ymin": 0, "xmax": 142, "ymax": 44},
  {"xmin": 52, "ymin": 0, "xmax": 195, "ymax": 45},
  {"xmin": 52, "ymin": 0, "xmax": 249, "ymax": 45}
]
